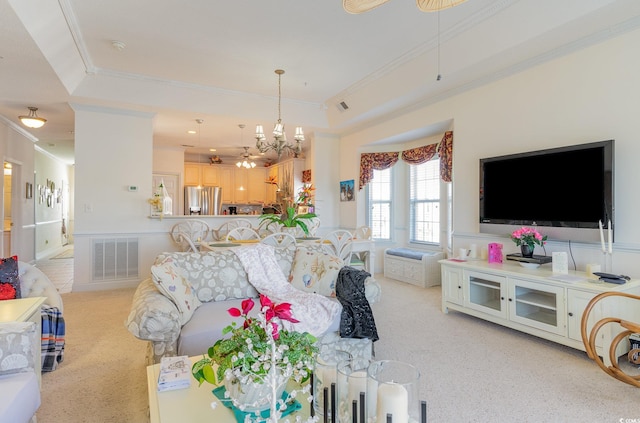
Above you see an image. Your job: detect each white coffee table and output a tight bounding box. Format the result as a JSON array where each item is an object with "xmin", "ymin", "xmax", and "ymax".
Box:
[{"xmin": 147, "ymin": 356, "xmax": 311, "ymax": 423}]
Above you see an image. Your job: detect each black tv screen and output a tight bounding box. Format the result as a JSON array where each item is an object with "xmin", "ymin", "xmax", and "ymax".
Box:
[{"xmin": 479, "ymin": 140, "xmax": 614, "ymax": 242}]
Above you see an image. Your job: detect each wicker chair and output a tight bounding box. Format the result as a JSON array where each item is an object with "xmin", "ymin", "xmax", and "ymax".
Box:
[{"xmin": 581, "ymin": 291, "xmax": 640, "ymax": 387}]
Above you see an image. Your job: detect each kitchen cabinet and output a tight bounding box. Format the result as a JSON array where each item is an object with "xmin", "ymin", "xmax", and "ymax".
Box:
[
  {"xmin": 184, "ymin": 163, "xmax": 220, "ymax": 187},
  {"xmin": 440, "ymin": 259, "xmax": 640, "ymax": 366},
  {"xmin": 214, "ymin": 166, "xmax": 265, "ymax": 204}
]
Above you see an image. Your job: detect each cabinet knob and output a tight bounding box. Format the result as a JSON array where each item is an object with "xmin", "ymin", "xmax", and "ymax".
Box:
[
  {"xmin": 458, "ymin": 286, "xmax": 461, "ymax": 289},
  {"xmin": 508, "ymin": 298, "xmax": 512, "ymax": 302},
  {"xmin": 501, "ymin": 296, "xmax": 505, "ymax": 301},
  {"xmin": 568, "ymin": 312, "xmax": 574, "ymax": 317}
]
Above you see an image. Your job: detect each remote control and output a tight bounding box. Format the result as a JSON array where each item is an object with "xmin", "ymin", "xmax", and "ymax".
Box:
[
  {"xmin": 593, "ymin": 272, "xmax": 630, "ymax": 280},
  {"xmin": 600, "ymin": 277, "xmax": 626, "ymax": 284}
]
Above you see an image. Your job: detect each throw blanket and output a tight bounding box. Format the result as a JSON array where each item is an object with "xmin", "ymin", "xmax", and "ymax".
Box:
[
  {"xmin": 336, "ymin": 267, "xmax": 379, "ymax": 342},
  {"xmin": 232, "ymin": 244, "xmax": 341, "ymax": 337},
  {"xmin": 41, "ymin": 305, "xmax": 65, "ymax": 372}
]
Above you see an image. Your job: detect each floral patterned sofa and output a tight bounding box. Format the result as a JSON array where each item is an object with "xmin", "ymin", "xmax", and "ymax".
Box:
[{"xmin": 126, "ymin": 244, "xmax": 381, "ymax": 364}]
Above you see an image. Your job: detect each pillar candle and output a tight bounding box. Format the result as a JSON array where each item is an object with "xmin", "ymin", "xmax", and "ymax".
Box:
[{"xmin": 376, "ymin": 383, "xmax": 409, "ymax": 423}]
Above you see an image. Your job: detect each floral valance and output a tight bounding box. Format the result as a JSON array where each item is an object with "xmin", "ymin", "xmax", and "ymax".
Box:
[
  {"xmin": 359, "ymin": 131, "xmax": 453, "ymax": 189},
  {"xmin": 358, "ymin": 152, "xmax": 400, "ymax": 190}
]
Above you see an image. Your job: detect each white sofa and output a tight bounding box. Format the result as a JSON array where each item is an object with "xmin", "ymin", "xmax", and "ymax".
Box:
[{"xmin": 126, "ymin": 244, "xmax": 381, "ymax": 363}]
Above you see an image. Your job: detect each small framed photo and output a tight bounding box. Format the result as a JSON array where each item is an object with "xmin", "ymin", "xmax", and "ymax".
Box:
[
  {"xmin": 340, "ymin": 179, "xmax": 355, "ymax": 202},
  {"xmin": 297, "ymin": 205, "xmax": 310, "ymax": 215},
  {"xmin": 25, "ymin": 182, "xmax": 33, "ymax": 199}
]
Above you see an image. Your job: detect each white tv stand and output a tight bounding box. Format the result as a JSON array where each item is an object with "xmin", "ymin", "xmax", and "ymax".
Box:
[{"xmin": 440, "ymin": 259, "xmax": 640, "ymax": 366}]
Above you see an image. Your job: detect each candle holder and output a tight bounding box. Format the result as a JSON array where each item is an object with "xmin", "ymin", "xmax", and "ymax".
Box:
[
  {"xmin": 337, "ymin": 357, "xmax": 374, "ymax": 422},
  {"xmin": 314, "ymin": 350, "xmax": 351, "ymax": 417},
  {"xmin": 367, "ymin": 360, "xmax": 420, "ymax": 423}
]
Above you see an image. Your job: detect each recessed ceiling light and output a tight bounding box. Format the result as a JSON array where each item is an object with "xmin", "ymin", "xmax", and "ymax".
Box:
[
  {"xmin": 209, "ymin": 148, "xmax": 216, "ymax": 152},
  {"xmin": 187, "ymin": 130, "xmax": 196, "ymax": 134}
]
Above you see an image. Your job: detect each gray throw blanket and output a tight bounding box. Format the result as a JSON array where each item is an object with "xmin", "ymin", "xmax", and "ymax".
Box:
[{"xmin": 336, "ymin": 266, "xmax": 379, "ymax": 342}]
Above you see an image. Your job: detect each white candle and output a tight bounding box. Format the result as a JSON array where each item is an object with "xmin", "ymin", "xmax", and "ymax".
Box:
[
  {"xmin": 376, "ymin": 383, "xmax": 409, "ymax": 423},
  {"xmin": 608, "ymin": 220, "xmax": 612, "ymax": 254},
  {"xmin": 599, "ymin": 220, "xmax": 605, "ymax": 253}
]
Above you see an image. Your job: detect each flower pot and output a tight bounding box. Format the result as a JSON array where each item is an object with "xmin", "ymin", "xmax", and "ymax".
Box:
[
  {"xmin": 224, "ymin": 373, "xmax": 287, "ymax": 413},
  {"xmin": 520, "ymin": 244, "xmax": 534, "ymax": 258}
]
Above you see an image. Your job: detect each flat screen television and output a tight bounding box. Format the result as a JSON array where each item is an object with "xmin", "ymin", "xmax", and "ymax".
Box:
[{"xmin": 479, "ymin": 140, "xmax": 614, "ymax": 243}]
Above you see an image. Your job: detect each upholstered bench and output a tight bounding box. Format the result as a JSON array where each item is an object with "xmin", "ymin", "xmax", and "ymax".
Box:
[{"xmin": 383, "ymin": 248, "xmax": 445, "ymax": 287}]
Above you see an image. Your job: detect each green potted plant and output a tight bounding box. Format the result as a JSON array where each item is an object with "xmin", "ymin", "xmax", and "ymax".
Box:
[
  {"xmin": 259, "ymin": 206, "xmax": 317, "ymax": 236},
  {"xmin": 191, "ymin": 295, "xmax": 318, "ymax": 419}
]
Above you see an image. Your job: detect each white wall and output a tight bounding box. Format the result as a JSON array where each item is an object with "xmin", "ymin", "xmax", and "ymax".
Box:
[
  {"xmin": 34, "ymin": 148, "xmax": 73, "ymax": 258},
  {"xmin": 309, "ymin": 133, "xmax": 340, "ymax": 234},
  {"xmin": 341, "ymin": 27, "xmax": 640, "ymax": 277},
  {"xmin": 72, "ymin": 104, "xmax": 165, "ymax": 290}
]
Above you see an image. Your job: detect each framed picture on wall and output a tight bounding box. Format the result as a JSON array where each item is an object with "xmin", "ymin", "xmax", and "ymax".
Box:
[
  {"xmin": 340, "ymin": 179, "xmax": 355, "ymax": 202},
  {"xmin": 297, "ymin": 205, "xmax": 309, "ymax": 215},
  {"xmin": 25, "ymin": 182, "xmax": 33, "ymax": 199}
]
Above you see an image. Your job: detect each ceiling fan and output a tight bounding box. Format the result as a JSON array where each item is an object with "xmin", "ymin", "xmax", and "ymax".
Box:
[
  {"xmin": 236, "ymin": 147, "xmax": 260, "ymax": 169},
  {"xmin": 343, "ymin": 0, "xmax": 468, "ymax": 14}
]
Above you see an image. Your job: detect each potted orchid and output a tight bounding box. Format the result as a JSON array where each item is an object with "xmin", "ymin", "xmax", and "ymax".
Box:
[
  {"xmin": 510, "ymin": 227, "xmax": 547, "ymax": 257},
  {"xmin": 191, "ymin": 294, "xmax": 318, "ymax": 420}
]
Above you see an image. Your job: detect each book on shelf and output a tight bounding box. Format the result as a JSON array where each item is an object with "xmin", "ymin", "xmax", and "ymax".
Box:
[{"xmin": 157, "ymin": 355, "xmax": 191, "ymax": 392}]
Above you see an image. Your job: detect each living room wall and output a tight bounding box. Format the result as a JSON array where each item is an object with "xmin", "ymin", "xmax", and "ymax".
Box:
[{"xmin": 340, "ymin": 27, "xmax": 640, "ymax": 276}]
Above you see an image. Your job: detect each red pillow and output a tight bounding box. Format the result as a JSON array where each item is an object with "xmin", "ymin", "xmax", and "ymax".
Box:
[{"xmin": 0, "ymin": 256, "xmax": 20, "ymax": 300}]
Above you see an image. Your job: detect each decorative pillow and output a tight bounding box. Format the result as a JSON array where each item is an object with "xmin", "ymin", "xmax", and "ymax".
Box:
[
  {"xmin": 0, "ymin": 256, "xmax": 20, "ymax": 301},
  {"xmin": 0, "ymin": 321, "xmax": 37, "ymax": 375},
  {"xmin": 151, "ymin": 261, "xmax": 202, "ymax": 325},
  {"xmin": 289, "ymin": 246, "xmax": 343, "ymax": 297},
  {"xmin": 154, "ymin": 251, "xmax": 259, "ymax": 302}
]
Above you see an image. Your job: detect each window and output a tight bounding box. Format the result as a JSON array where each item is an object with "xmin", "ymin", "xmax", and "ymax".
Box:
[
  {"xmin": 410, "ymin": 159, "xmax": 440, "ymax": 244},
  {"xmin": 367, "ymin": 167, "xmax": 392, "ymax": 240}
]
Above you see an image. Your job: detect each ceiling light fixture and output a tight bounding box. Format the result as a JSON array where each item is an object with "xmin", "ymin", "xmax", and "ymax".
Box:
[
  {"xmin": 255, "ymin": 69, "xmax": 304, "ymax": 159},
  {"xmin": 237, "ymin": 125, "xmax": 257, "ymax": 169},
  {"xmin": 19, "ymin": 107, "xmax": 47, "ymax": 128}
]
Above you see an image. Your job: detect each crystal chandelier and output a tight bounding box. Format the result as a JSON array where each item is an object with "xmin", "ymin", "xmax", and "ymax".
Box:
[{"xmin": 255, "ymin": 69, "xmax": 304, "ymax": 158}]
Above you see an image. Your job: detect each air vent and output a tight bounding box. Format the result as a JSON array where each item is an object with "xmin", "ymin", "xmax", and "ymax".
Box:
[
  {"xmin": 337, "ymin": 101, "xmax": 349, "ymax": 112},
  {"xmin": 92, "ymin": 238, "xmax": 139, "ymax": 281}
]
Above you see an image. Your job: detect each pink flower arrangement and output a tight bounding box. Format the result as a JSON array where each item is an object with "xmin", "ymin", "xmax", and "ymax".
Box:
[{"xmin": 510, "ymin": 227, "xmax": 548, "ymax": 249}]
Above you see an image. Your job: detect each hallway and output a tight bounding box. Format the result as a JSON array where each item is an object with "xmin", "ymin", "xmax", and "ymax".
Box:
[{"xmin": 34, "ymin": 245, "xmax": 74, "ymax": 293}]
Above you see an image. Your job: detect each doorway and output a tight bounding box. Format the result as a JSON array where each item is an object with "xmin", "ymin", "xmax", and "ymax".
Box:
[{"xmin": 3, "ymin": 161, "xmax": 25, "ymax": 258}]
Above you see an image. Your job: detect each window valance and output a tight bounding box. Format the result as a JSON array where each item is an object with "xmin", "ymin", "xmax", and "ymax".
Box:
[{"xmin": 358, "ymin": 130, "xmax": 452, "ymax": 190}]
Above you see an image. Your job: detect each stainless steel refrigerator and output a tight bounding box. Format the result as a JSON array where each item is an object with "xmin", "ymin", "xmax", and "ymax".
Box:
[{"xmin": 184, "ymin": 186, "xmax": 222, "ymax": 215}]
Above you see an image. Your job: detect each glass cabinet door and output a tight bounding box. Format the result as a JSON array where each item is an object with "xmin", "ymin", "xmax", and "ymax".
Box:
[
  {"xmin": 508, "ymin": 278, "xmax": 565, "ymax": 335},
  {"xmin": 465, "ymin": 271, "xmax": 507, "ymax": 319}
]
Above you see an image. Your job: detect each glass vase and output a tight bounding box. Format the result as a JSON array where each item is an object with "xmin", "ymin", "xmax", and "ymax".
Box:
[
  {"xmin": 367, "ymin": 360, "xmax": 420, "ymax": 423},
  {"xmin": 313, "ymin": 350, "xmax": 351, "ymax": 416}
]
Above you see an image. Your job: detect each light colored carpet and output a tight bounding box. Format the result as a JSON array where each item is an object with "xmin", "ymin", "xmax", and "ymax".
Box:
[
  {"xmin": 35, "ymin": 276, "xmax": 639, "ymax": 422},
  {"xmin": 37, "ymin": 288, "xmax": 148, "ymax": 423}
]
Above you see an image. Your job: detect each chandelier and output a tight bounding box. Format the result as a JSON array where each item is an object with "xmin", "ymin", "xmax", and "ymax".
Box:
[
  {"xmin": 19, "ymin": 106, "xmax": 47, "ymax": 128},
  {"xmin": 255, "ymin": 69, "xmax": 304, "ymax": 158}
]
